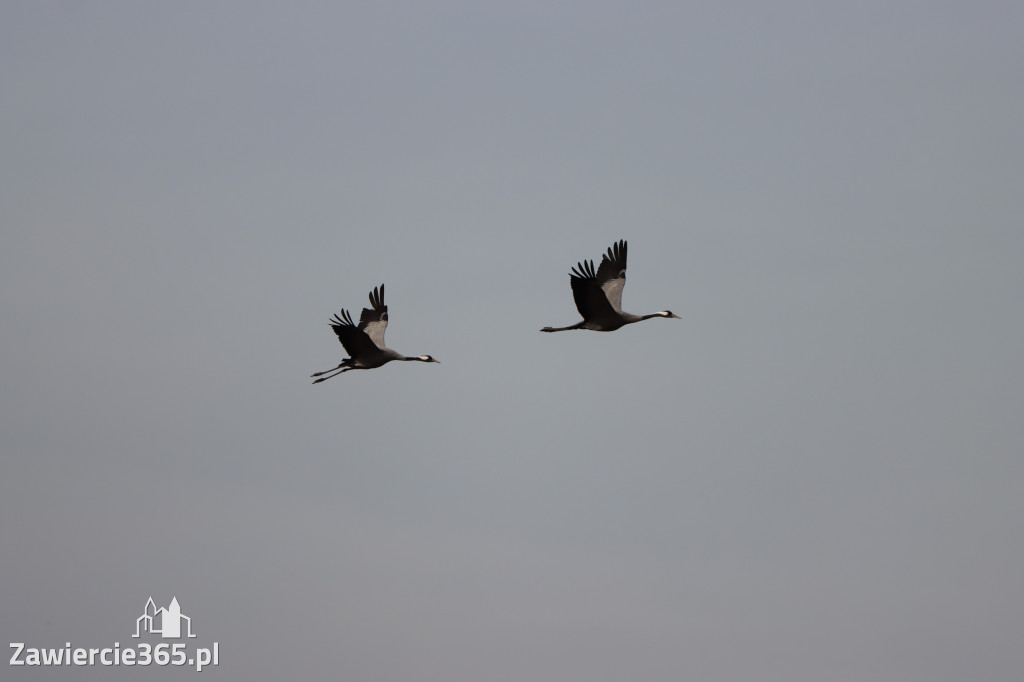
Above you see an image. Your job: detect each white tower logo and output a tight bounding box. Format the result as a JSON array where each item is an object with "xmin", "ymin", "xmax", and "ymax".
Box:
[{"xmin": 133, "ymin": 596, "xmax": 196, "ymax": 638}]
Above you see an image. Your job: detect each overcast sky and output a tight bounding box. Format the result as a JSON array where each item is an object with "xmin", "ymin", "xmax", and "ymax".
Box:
[{"xmin": 2, "ymin": 2, "xmax": 1022, "ymax": 680}]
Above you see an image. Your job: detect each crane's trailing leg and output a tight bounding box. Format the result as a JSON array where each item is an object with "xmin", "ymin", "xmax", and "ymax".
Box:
[
  {"xmin": 311, "ymin": 362, "xmax": 346, "ymax": 378},
  {"xmin": 312, "ymin": 367, "xmax": 354, "ymax": 384},
  {"xmin": 540, "ymin": 323, "xmax": 585, "ymax": 332}
]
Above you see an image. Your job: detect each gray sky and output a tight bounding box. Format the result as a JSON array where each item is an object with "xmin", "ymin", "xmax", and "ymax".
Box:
[{"xmin": 2, "ymin": 2, "xmax": 1022, "ymax": 680}]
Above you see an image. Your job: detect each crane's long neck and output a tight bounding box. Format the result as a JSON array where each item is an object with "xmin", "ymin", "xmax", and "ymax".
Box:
[
  {"xmin": 639, "ymin": 311, "xmax": 678, "ymax": 322},
  {"xmin": 400, "ymin": 355, "xmax": 439, "ymax": 363},
  {"xmin": 617, "ymin": 311, "xmax": 678, "ymax": 326}
]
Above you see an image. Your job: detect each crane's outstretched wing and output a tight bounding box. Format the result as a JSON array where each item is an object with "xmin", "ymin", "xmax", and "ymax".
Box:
[
  {"xmin": 569, "ymin": 240, "xmax": 627, "ymax": 318},
  {"xmin": 358, "ymin": 284, "xmax": 388, "ymax": 348},
  {"xmin": 594, "ymin": 239, "xmax": 627, "ymax": 312},
  {"xmin": 330, "ymin": 308, "xmax": 380, "ymax": 358}
]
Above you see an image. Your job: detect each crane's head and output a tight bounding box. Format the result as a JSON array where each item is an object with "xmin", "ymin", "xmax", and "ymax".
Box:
[
  {"xmin": 417, "ymin": 355, "xmax": 441, "ymax": 363},
  {"xmin": 657, "ymin": 310, "xmax": 681, "ymax": 319}
]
